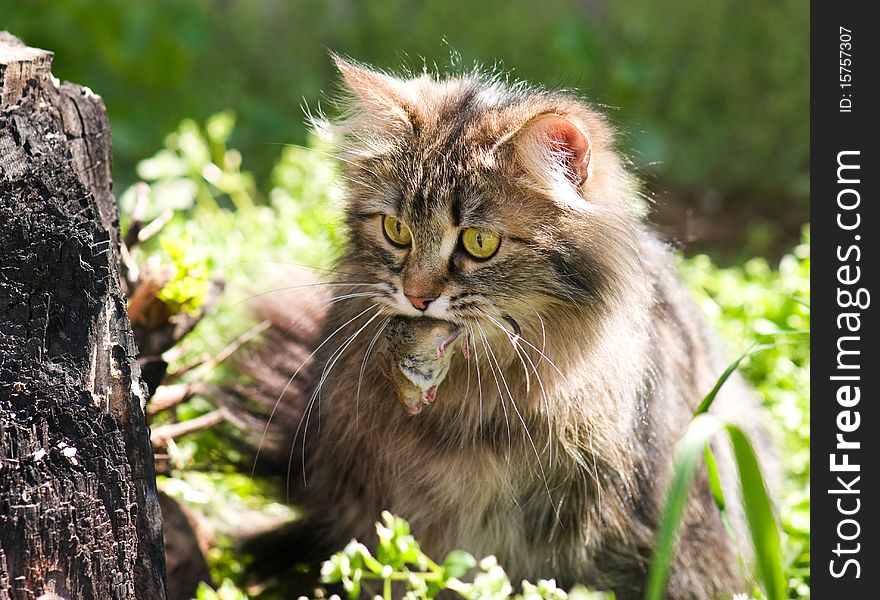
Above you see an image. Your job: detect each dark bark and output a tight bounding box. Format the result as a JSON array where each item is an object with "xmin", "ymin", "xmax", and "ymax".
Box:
[{"xmin": 0, "ymin": 33, "xmax": 167, "ymax": 600}]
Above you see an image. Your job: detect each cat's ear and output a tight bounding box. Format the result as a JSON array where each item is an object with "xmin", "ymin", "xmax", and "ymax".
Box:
[
  {"xmin": 508, "ymin": 114, "xmax": 592, "ymax": 190},
  {"xmin": 331, "ymin": 53, "xmax": 413, "ymax": 128}
]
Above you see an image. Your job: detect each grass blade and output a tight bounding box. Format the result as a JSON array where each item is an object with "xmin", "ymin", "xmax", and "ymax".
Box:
[
  {"xmin": 704, "ymin": 445, "xmax": 726, "ymax": 512},
  {"xmin": 727, "ymin": 425, "xmax": 786, "ymax": 600},
  {"xmin": 645, "ymin": 415, "xmax": 724, "ymax": 600},
  {"xmin": 694, "ymin": 344, "xmax": 759, "ymax": 416},
  {"xmin": 645, "ymin": 415, "xmax": 784, "ymax": 600}
]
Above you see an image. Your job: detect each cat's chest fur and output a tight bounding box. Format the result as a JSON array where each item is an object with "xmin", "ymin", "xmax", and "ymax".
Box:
[
  {"xmin": 381, "ymin": 419, "xmax": 560, "ymax": 582},
  {"xmin": 334, "ymin": 344, "xmax": 628, "ymax": 585}
]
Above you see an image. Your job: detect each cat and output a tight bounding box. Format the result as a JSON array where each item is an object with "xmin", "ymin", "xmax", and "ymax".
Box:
[{"xmin": 226, "ymin": 56, "xmax": 776, "ymax": 600}]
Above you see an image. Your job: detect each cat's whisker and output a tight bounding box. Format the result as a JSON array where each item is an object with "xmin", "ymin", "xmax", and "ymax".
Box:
[
  {"xmin": 587, "ymin": 426, "xmax": 605, "ymax": 517},
  {"xmin": 314, "ymin": 306, "xmax": 387, "ymax": 418},
  {"xmin": 474, "ymin": 323, "xmax": 512, "ymax": 458},
  {"xmin": 290, "ymin": 321, "xmax": 368, "ymax": 496},
  {"xmin": 467, "ymin": 322, "xmax": 484, "ymax": 434},
  {"xmin": 231, "ymin": 281, "xmax": 385, "ymax": 308},
  {"xmin": 251, "ymin": 303, "xmax": 379, "ymax": 479},
  {"xmin": 483, "ymin": 315, "xmax": 558, "ymax": 469},
  {"xmin": 484, "ymin": 316, "xmax": 555, "ymax": 463},
  {"xmin": 431, "ymin": 324, "xmax": 469, "ymax": 434},
  {"xmin": 337, "ymin": 173, "xmax": 387, "ymax": 194},
  {"xmin": 477, "ymin": 322, "xmax": 558, "ymax": 522},
  {"xmin": 462, "ymin": 332, "xmax": 472, "ymax": 406},
  {"xmin": 356, "ymin": 316, "xmax": 391, "ymax": 432},
  {"xmin": 472, "ymin": 320, "xmax": 510, "ymax": 446},
  {"xmin": 290, "ymin": 310, "xmax": 371, "ymax": 440},
  {"xmin": 295, "ymin": 306, "xmax": 386, "ymax": 489},
  {"xmin": 449, "ymin": 327, "xmax": 475, "ymax": 438},
  {"xmin": 517, "ymin": 340, "xmax": 555, "ymax": 469},
  {"xmin": 220, "ymin": 258, "xmax": 384, "ymax": 282},
  {"xmin": 497, "ymin": 327, "xmax": 575, "ymax": 390},
  {"xmin": 523, "ymin": 300, "xmax": 548, "ymax": 357},
  {"xmin": 485, "ymin": 315, "xmax": 531, "ymax": 394},
  {"xmin": 326, "ymin": 292, "xmax": 382, "ymax": 306}
]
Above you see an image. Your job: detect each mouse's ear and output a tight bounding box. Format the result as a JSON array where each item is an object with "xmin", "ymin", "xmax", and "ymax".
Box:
[{"xmin": 376, "ymin": 351, "xmax": 392, "ymax": 380}]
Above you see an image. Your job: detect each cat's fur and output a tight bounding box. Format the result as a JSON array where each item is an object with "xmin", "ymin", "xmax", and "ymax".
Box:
[{"xmin": 228, "ymin": 57, "xmax": 774, "ymax": 599}]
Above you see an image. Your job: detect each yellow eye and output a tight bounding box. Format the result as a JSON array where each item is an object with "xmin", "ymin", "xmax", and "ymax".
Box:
[
  {"xmin": 460, "ymin": 228, "xmax": 501, "ymax": 259},
  {"xmin": 382, "ymin": 215, "xmax": 412, "ymax": 247}
]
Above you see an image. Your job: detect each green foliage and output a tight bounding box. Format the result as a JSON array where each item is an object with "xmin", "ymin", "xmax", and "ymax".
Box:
[
  {"xmin": 196, "ymin": 579, "xmax": 250, "ymax": 600},
  {"xmin": 681, "ymin": 233, "xmax": 810, "ymax": 599},
  {"xmin": 161, "ymin": 469, "xmax": 296, "ymax": 592},
  {"xmin": 155, "ymin": 235, "xmax": 211, "ymax": 315},
  {"xmin": 601, "ymin": 0, "xmax": 809, "ymax": 199},
  {"xmin": 319, "ymin": 512, "xmax": 610, "ymax": 600},
  {"xmin": 121, "ymin": 114, "xmax": 343, "ymax": 372},
  {"xmin": 6, "ymin": 0, "xmax": 808, "ymax": 211},
  {"xmin": 136, "ymin": 110, "xmax": 256, "ymax": 212},
  {"xmin": 121, "ymin": 115, "xmax": 808, "ymax": 599}
]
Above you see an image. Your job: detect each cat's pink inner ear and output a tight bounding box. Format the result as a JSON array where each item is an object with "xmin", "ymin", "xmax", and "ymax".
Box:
[
  {"xmin": 508, "ymin": 114, "xmax": 592, "ymax": 191},
  {"xmin": 541, "ymin": 116, "xmax": 591, "ymax": 186}
]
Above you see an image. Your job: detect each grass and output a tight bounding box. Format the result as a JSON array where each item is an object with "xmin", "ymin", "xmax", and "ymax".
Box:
[
  {"xmin": 646, "ymin": 414, "xmax": 783, "ymax": 600},
  {"xmin": 131, "ymin": 114, "xmax": 809, "ymax": 600}
]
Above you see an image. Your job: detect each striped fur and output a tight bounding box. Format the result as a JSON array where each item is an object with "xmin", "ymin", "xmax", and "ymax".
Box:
[{"xmin": 231, "ymin": 58, "xmax": 774, "ymax": 599}]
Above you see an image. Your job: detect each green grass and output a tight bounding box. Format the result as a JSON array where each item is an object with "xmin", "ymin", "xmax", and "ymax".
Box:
[
  {"xmin": 129, "ymin": 114, "xmax": 809, "ymax": 600},
  {"xmin": 681, "ymin": 234, "xmax": 810, "ymax": 599},
  {"xmin": 645, "ymin": 416, "xmax": 783, "ymax": 600}
]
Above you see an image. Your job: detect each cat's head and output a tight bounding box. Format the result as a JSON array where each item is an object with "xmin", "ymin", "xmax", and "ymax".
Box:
[{"xmin": 318, "ymin": 56, "xmax": 644, "ymax": 331}]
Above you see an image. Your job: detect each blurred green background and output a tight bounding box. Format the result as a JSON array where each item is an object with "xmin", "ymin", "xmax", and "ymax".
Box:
[{"xmin": 6, "ymin": 0, "xmax": 808, "ymax": 260}]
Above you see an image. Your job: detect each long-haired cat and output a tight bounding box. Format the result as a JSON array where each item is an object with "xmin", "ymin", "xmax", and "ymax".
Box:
[{"xmin": 228, "ymin": 56, "xmax": 775, "ymax": 600}]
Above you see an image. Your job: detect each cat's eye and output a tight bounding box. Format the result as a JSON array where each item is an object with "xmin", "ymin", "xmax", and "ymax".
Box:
[
  {"xmin": 460, "ymin": 228, "xmax": 501, "ymax": 260},
  {"xmin": 382, "ymin": 215, "xmax": 412, "ymax": 247}
]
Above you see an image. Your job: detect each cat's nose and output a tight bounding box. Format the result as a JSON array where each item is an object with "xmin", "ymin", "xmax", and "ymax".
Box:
[{"xmin": 405, "ymin": 295, "xmax": 437, "ymax": 311}]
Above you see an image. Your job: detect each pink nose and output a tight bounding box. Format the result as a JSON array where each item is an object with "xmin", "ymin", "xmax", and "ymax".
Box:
[{"xmin": 405, "ymin": 295, "xmax": 437, "ymax": 311}]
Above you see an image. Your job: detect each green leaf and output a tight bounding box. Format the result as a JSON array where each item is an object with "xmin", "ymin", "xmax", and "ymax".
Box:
[
  {"xmin": 645, "ymin": 415, "xmax": 723, "ymax": 600},
  {"xmin": 727, "ymin": 426, "xmax": 786, "ymax": 600},
  {"xmin": 644, "ymin": 415, "xmax": 784, "ymax": 600},
  {"xmin": 192, "ymin": 579, "xmax": 250, "ymax": 600},
  {"xmin": 704, "ymin": 445, "xmax": 726, "ymax": 512},
  {"xmin": 206, "ymin": 110, "xmax": 236, "ymax": 144},
  {"xmin": 693, "ymin": 343, "xmax": 761, "ymax": 416},
  {"xmin": 442, "ymin": 550, "xmax": 477, "ymax": 580},
  {"xmin": 567, "ymin": 586, "xmax": 613, "ymax": 600}
]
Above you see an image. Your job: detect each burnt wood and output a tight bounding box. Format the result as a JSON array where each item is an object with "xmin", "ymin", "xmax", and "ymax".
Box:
[{"xmin": 0, "ymin": 32, "xmax": 167, "ymax": 600}]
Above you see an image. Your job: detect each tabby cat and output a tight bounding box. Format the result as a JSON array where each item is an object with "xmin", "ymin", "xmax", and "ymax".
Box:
[{"xmin": 230, "ymin": 56, "xmax": 774, "ymax": 600}]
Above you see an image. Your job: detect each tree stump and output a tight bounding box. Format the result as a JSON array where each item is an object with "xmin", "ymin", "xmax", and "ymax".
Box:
[{"xmin": 0, "ymin": 33, "xmax": 168, "ymax": 600}]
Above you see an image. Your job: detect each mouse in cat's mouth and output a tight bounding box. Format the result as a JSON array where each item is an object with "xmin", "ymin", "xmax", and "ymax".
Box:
[{"xmin": 377, "ymin": 316, "xmax": 470, "ymax": 415}]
